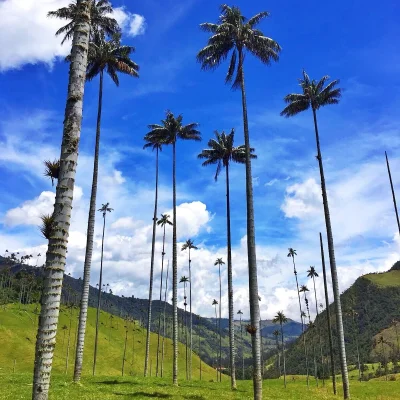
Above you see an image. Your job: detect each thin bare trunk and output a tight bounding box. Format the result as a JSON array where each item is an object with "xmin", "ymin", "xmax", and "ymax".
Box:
[
  {"xmin": 313, "ymin": 275, "xmax": 325, "ymax": 386},
  {"xmin": 161, "ymin": 260, "xmax": 169, "ymax": 378},
  {"xmin": 122, "ymin": 329, "xmax": 128, "ymax": 376},
  {"xmin": 188, "ymin": 248, "xmax": 192, "ymax": 380},
  {"xmin": 172, "ymin": 141, "xmax": 178, "ymax": 386},
  {"xmin": 385, "ymin": 151, "xmax": 400, "ymax": 237},
  {"xmin": 218, "ymin": 264, "xmax": 222, "ymax": 382},
  {"xmin": 281, "ymin": 323, "xmax": 286, "ymax": 388},
  {"xmin": 32, "ymin": 2, "xmax": 90, "ymax": 398}
]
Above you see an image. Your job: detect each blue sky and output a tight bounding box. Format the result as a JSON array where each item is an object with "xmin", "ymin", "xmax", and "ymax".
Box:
[{"xmin": 0, "ymin": 0, "xmax": 399, "ymax": 320}]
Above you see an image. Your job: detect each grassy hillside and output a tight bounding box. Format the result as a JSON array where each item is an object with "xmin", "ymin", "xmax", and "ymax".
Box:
[{"xmin": 0, "ymin": 303, "xmax": 218, "ymax": 381}]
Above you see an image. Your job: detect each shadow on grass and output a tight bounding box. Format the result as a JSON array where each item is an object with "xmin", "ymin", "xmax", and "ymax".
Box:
[
  {"xmin": 183, "ymin": 396, "xmax": 206, "ymax": 400},
  {"xmin": 114, "ymin": 392, "xmax": 172, "ymax": 398},
  {"xmin": 96, "ymin": 380, "xmax": 139, "ymax": 385}
]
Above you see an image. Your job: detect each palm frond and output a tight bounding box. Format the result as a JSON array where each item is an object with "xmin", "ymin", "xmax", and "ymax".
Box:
[
  {"xmin": 280, "ymin": 99, "xmax": 310, "ymax": 117},
  {"xmin": 247, "ymin": 11, "xmax": 269, "ymax": 28}
]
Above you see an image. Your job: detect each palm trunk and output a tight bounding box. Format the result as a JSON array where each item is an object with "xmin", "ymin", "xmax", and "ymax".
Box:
[
  {"xmin": 293, "ymin": 257, "xmax": 309, "ymax": 387},
  {"xmin": 145, "ymin": 147, "xmax": 159, "ymax": 377},
  {"xmin": 172, "ymin": 141, "xmax": 178, "ymax": 386},
  {"xmin": 73, "ymin": 69, "xmax": 103, "ymax": 382},
  {"xmin": 199, "ymin": 334, "xmax": 202, "ymax": 380},
  {"xmin": 93, "ymin": 212, "xmax": 106, "ymax": 375},
  {"xmin": 218, "ymin": 263, "xmax": 222, "ymax": 382},
  {"xmin": 352, "ymin": 314, "xmax": 362, "ymax": 381},
  {"xmin": 240, "ymin": 314, "xmax": 244, "ymax": 380},
  {"xmin": 161, "ymin": 260, "xmax": 170, "ymax": 378},
  {"xmin": 313, "ymin": 275, "xmax": 326, "ymax": 386},
  {"xmin": 319, "ymin": 232, "xmax": 337, "ymax": 394},
  {"xmin": 313, "ymin": 109, "xmax": 350, "ymax": 399},
  {"xmin": 385, "ymin": 151, "xmax": 400, "ymax": 236},
  {"xmin": 188, "ymin": 248, "xmax": 193, "ymax": 380},
  {"xmin": 275, "ymin": 337, "xmax": 281, "ymax": 378},
  {"xmin": 122, "ymin": 329, "xmax": 128, "ymax": 376},
  {"xmin": 32, "ymin": 3, "xmax": 90, "ymax": 397},
  {"xmin": 215, "ymin": 304, "xmax": 218, "ymax": 381},
  {"xmin": 225, "ymin": 164, "xmax": 237, "ymax": 389},
  {"xmin": 281, "ymin": 323, "xmax": 286, "ymax": 388},
  {"xmin": 239, "ymin": 55, "xmax": 262, "ymax": 399},
  {"xmin": 184, "ymin": 282, "xmax": 188, "ymax": 380}
]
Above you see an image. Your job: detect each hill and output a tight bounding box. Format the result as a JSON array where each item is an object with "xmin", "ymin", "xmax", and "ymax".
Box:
[{"xmin": 281, "ymin": 261, "xmax": 400, "ymax": 377}]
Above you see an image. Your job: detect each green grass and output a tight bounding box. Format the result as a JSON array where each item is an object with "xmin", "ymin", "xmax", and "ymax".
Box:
[
  {"xmin": 1, "ymin": 373, "xmax": 399, "ymax": 399},
  {"xmin": 364, "ymin": 270, "xmax": 400, "ymax": 287}
]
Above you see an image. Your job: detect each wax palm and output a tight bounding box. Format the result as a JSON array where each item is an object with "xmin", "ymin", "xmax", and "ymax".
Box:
[
  {"xmin": 145, "ymin": 111, "xmax": 200, "ymax": 385},
  {"xmin": 155, "ymin": 213, "xmax": 172, "ymax": 377},
  {"xmin": 92, "ymin": 203, "xmax": 113, "ymax": 376},
  {"xmin": 281, "ymin": 71, "xmax": 349, "ymax": 398},
  {"xmin": 212, "ymin": 299, "xmax": 219, "ymax": 380},
  {"xmin": 214, "ymin": 257, "xmax": 225, "ymax": 382},
  {"xmin": 273, "ymin": 312, "xmax": 287, "ymax": 388},
  {"xmin": 198, "ymin": 8, "xmax": 280, "ymax": 395},
  {"xmin": 43, "ymin": 160, "xmax": 60, "ymax": 186},
  {"xmin": 237, "ymin": 309, "xmax": 245, "ymax": 380},
  {"xmin": 48, "ymin": 0, "xmax": 119, "ymax": 44},
  {"xmin": 32, "ymin": 3, "xmax": 91, "ymax": 396},
  {"xmin": 74, "ymin": 30, "xmax": 138, "ymax": 383},
  {"xmin": 273, "ymin": 329, "xmax": 281, "ymax": 378},
  {"xmin": 180, "ymin": 276, "xmax": 190, "ymax": 380},
  {"xmin": 181, "ymin": 239, "xmax": 198, "ymax": 380},
  {"xmin": 346, "ymin": 309, "xmax": 362, "ymax": 381}
]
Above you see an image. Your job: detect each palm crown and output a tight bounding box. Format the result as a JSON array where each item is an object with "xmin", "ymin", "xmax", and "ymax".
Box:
[
  {"xmin": 281, "ymin": 70, "xmax": 342, "ymax": 117},
  {"xmin": 198, "ymin": 129, "xmax": 256, "ymax": 181},
  {"xmin": 157, "ymin": 214, "xmax": 173, "ymax": 228},
  {"xmin": 237, "ymin": 310, "xmax": 243, "ymax": 315},
  {"xmin": 197, "ymin": 4, "xmax": 281, "ymax": 88},
  {"xmin": 181, "ymin": 239, "xmax": 198, "ymax": 251},
  {"xmin": 214, "ymin": 258, "xmax": 225, "ymax": 266},
  {"xmin": 299, "ymin": 285, "xmax": 309, "ymax": 293},
  {"xmin": 307, "ymin": 266, "xmax": 319, "ymax": 278},
  {"xmin": 48, "ymin": 0, "xmax": 119, "ymax": 45},
  {"xmin": 273, "ymin": 311, "xmax": 287, "ymax": 325},
  {"xmin": 272, "ymin": 329, "xmax": 280, "ymax": 337},
  {"xmin": 98, "ymin": 202, "xmax": 113, "ymax": 217},
  {"xmin": 287, "ymin": 248, "xmax": 297, "ymax": 258},
  {"xmin": 87, "ymin": 31, "xmax": 139, "ymax": 85},
  {"xmin": 212, "ymin": 299, "xmax": 218, "ymax": 306},
  {"xmin": 179, "ymin": 276, "xmax": 189, "ymax": 284}
]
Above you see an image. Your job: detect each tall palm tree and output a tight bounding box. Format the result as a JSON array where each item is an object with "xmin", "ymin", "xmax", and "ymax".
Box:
[
  {"xmin": 48, "ymin": 0, "xmax": 119, "ymax": 44},
  {"xmin": 74, "ymin": 30, "xmax": 139, "ymax": 383},
  {"xmin": 214, "ymin": 257, "xmax": 224, "ymax": 382},
  {"xmin": 320, "ymin": 232, "xmax": 336, "ymax": 394},
  {"xmin": 161, "ymin": 260, "xmax": 170, "ymax": 378},
  {"xmin": 237, "ymin": 309, "xmax": 245, "ymax": 380},
  {"xmin": 273, "ymin": 329, "xmax": 281, "ymax": 378},
  {"xmin": 385, "ymin": 151, "xmax": 400, "ymax": 237},
  {"xmin": 143, "ymin": 139, "xmax": 163, "ymax": 378},
  {"xmin": 281, "ymin": 71, "xmax": 349, "ymax": 398},
  {"xmin": 156, "ymin": 214, "xmax": 172, "ymax": 377},
  {"xmin": 180, "ymin": 276, "xmax": 190, "ymax": 380},
  {"xmin": 197, "ymin": 8, "xmax": 280, "ymax": 396},
  {"xmin": 212, "ymin": 299, "xmax": 219, "ymax": 381},
  {"xmin": 144, "ymin": 111, "xmax": 201, "ymax": 385},
  {"xmin": 198, "ymin": 129, "xmax": 256, "ymax": 389},
  {"xmin": 181, "ymin": 239, "xmax": 198, "ymax": 380},
  {"xmin": 346, "ymin": 309, "xmax": 362, "ymax": 381},
  {"xmin": 273, "ymin": 311, "xmax": 287, "ymax": 388},
  {"xmin": 307, "ymin": 266, "xmax": 325, "ymax": 386},
  {"xmin": 288, "ymin": 248, "xmax": 309, "ymax": 386},
  {"xmin": 32, "ymin": 2, "xmax": 91, "ymax": 398},
  {"xmin": 93, "ymin": 202, "xmax": 113, "ymax": 376}
]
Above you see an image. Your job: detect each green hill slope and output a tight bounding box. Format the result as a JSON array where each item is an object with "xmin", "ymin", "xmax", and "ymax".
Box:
[{"xmin": 0, "ymin": 303, "xmax": 218, "ymax": 380}]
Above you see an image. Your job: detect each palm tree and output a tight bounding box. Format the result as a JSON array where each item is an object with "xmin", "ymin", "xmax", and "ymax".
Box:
[
  {"xmin": 273, "ymin": 329, "xmax": 281, "ymax": 378},
  {"xmin": 181, "ymin": 239, "xmax": 198, "ymax": 380},
  {"xmin": 180, "ymin": 276, "xmax": 190, "ymax": 380},
  {"xmin": 161, "ymin": 260, "xmax": 170, "ymax": 378},
  {"xmin": 214, "ymin": 257, "xmax": 225, "ymax": 382},
  {"xmin": 197, "ymin": 8, "xmax": 280, "ymax": 396},
  {"xmin": 237, "ymin": 309, "xmax": 245, "ymax": 380},
  {"xmin": 43, "ymin": 160, "xmax": 60, "ymax": 186},
  {"xmin": 273, "ymin": 312, "xmax": 287, "ymax": 388},
  {"xmin": 198, "ymin": 129, "xmax": 256, "ymax": 388},
  {"xmin": 93, "ymin": 202, "xmax": 113, "ymax": 376},
  {"xmin": 48, "ymin": 0, "xmax": 119, "ymax": 45},
  {"xmin": 122, "ymin": 326, "xmax": 128, "ymax": 376},
  {"xmin": 144, "ymin": 111, "xmax": 201, "ymax": 385},
  {"xmin": 392, "ymin": 319, "xmax": 400, "ymax": 359},
  {"xmin": 320, "ymin": 232, "xmax": 336, "ymax": 394},
  {"xmin": 281, "ymin": 71, "xmax": 349, "ymax": 398},
  {"xmin": 212, "ymin": 299, "xmax": 219, "ymax": 381},
  {"xmin": 377, "ymin": 336, "xmax": 388, "ymax": 381},
  {"xmin": 346, "ymin": 309, "xmax": 362, "ymax": 381},
  {"xmin": 385, "ymin": 151, "xmax": 400, "ymax": 237},
  {"xmin": 32, "ymin": 3, "xmax": 91, "ymax": 398},
  {"xmin": 288, "ymin": 248, "xmax": 309, "ymax": 386},
  {"xmin": 74, "ymin": 30, "xmax": 138, "ymax": 383},
  {"xmin": 307, "ymin": 266, "xmax": 325, "ymax": 386},
  {"xmin": 156, "ymin": 214, "xmax": 172, "ymax": 377}
]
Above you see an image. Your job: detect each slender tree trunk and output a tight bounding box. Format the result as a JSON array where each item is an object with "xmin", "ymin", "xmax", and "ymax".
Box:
[
  {"xmin": 313, "ymin": 276, "xmax": 325, "ymax": 386},
  {"xmin": 73, "ymin": 69, "xmax": 104, "ymax": 382},
  {"xmin": 239, "ymin": 53, "xmax": 262, "ymax": 399},
  {"xmin": 319, "ymin": 232, "xmax": 337, "ymax": 395},
  {"xmin": 156, "ymin": 216, "xmax": 165, "ymax": 378},
  {"xmin": 172, "ymin": 141, "xmax": 178, "ymax": 386},
  {"xmin": 161, "ymin": 260, "xmax": 169, "ymax": 378},
  {"xmin": 225, "ymin": 165, "xmax": 237, "ymax": 389},
  {"xmin": 65, "ymin": 306, "xmax": 73, "ymax": 375},
  {"xmin": 313, "ymin": 109, "xmax": 350, "ymax": 399},
  {"xmin": 32, "ymin": 2, "xmax": 90, "ymax": 398},
  {"xmin": 184, "ymin": 282, "xmax": 188, "ymax": 380},
  {"xmin": 218, "ymin": 264, "xmax": 222, "ymax": 382},
  {"xmin": 240, "ymin": 315, "xmax": 244, "ymax": 380},
  {"xmin": 281, "ymin": 324, "xmax": 286, "ymax": 388},
  {"xmin": 385, "ymin": 151, "xmax": 400, "ymax": 237},
  {"xmin": 188, "ymin": 247, "xmax": 193, "ymax": 380},
  {"xmin": 215, "ymin": 304, "xmax": 219, "ymax": 382},
  {"xmin": 275, "ymin": 337, "xmax": 281, "ymax": 378},
  {"xmin": 145, "ymin": 147, "xmax": 159, "ymax": 377},
  {"xmin": 199, "ymin": 334, "xmax": 202, "ymax": 380},
  {"xmin": 93, "ymin": 212, "xmax": 106, "ymax": 375},
  {"xmin": 352, "ymin": 314, "xmax": 362, "ymax": 381},
  {"xmin": 122, "ymin": 329, "xmax": 128, "ymax": 376}
]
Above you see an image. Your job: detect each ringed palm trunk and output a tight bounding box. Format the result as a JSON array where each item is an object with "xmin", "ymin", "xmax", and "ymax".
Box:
[
  {"xmin": 240, "ymin": 315, "xmax": 245, "ymax": 380},
  {"xmin": 161, "ymin": 260, "xmax": 169, "ymax": 377},
  {"xmin": 145, "ymin": 147, "xmax": 159, "ymax": 377},
  {"xmin": 312, "ymin": 109, "xmax": 350, "ymax": 399},
  {"xmin": 281, "ymin": 323, "xmax": 286, "ymax": 388},
  {"xmin": 93, "ymin": 212, "xmax": 106, "ymax": 375},
  {"xmin": 172, "ymin": 141, "xmax": 178, "ymax": 386},
  {"xmin": 32, "ymin": 3, "xmax": 90, "ymax": 398},
  {"xmin": 184, "ymin": 282, "xmax": 188, "ymax": 380},
  {"xmin": 218, "ymin": 263, "xmax": 222, "ymax": 382},
  {"xmin": 238, "ymin": 49, "xmax": 262, "ymax": 399},
  {"xmin": 74, "ymin": 68, "xmax": 104, "ymax": 383},
  {"xmin": 385, "ymin": 151, "xmax": 400, "ymax": 237},
  {"xmin": 313, "ymin": 275, "xmax": 326, "ymax": 386},
  {"xmin": 225, "ymin": 164, "xmax": 237, "ymax": 389},
  {"xmin": 320, "ymin": 233, "xmax": 337, "ymax": 394},
  {"xmin": 275, "ymin": 337, "xmax": 281, "ymax": 378},
  {"xmin": 214, "ymin": 304, "xmax": 219, "ymax": 381},
  {"xmin": 188, "ymin": 248, "xmax": 192, "ymax": 380}
]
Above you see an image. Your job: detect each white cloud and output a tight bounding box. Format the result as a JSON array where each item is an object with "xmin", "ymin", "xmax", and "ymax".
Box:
[
  {"xmin": 113, "ymin": 8, "xmax": 146, "ymax": 37},
  {"xmin": 129, "ymin": 14, "xmax": 146, "ymax": 37},
  {"xmin": 265, "ymin": 178, "xmax": 279, "ymax": 187}
]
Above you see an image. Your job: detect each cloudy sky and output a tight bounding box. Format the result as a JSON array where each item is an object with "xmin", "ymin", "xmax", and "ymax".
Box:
[{"xmin": 0, "ymin": 0, "xmax": 399, "ymax": 321}]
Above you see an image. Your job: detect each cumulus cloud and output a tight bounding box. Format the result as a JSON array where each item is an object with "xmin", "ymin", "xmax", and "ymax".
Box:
[{"xmin": 114, "ymin": 8, "xmax": 146, "ymax": 37}]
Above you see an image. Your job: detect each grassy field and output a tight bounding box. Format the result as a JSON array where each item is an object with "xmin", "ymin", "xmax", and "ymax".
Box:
[
  {"xmin": 1, "ymin": 373, "xmax": 399, "ymax": 399},
  {"xmin": 364, "ymin": 271, "xmax": 400, "ymax": 287}
]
